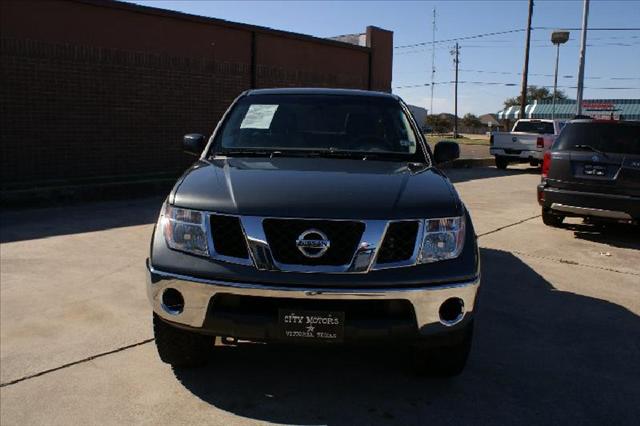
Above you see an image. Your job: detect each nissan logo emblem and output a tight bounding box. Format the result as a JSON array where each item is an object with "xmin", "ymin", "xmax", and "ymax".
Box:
[{"xmin": 296, "ymin": 229, "xmax": 330, "ymax": 258}]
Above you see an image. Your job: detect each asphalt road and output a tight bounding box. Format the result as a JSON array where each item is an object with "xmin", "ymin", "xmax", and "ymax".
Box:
[{"xmin": 1, "ymin": 165, "xmax": 639, "ymax": 425}]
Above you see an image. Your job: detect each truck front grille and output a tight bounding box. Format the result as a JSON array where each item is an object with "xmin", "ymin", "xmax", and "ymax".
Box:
[
  {"xmin": 376, "ymin": 221, "xmax": 420, "ymax": 264},
  {"xmin": 210, "ymin": 214, "xmax": 249, "ymax": 259},
  {"xmin": 263, "ymin": 219, "xmax": 365, "ymax": 266}
]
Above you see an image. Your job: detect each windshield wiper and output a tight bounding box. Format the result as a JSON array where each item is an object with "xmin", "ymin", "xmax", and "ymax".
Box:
[
  {"xmin": 573, "ymin": 144, "xmax": 609, "ymax": 158},
  {"xmin": 217, "ymin": 149, "xmax": 272, "ymax": 157},
  {"xmin": 218, "ymin": 149, "xmax": 327, "ymax": 158}
]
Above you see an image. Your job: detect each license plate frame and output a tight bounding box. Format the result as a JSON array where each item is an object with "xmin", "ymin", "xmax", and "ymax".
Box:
[{"xmin": 278, "ymin": 309, "xmax": 345, "ymax": 343}]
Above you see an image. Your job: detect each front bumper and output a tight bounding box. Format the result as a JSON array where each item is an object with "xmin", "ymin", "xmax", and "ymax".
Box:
[{"xmin": 147, "ymin": 260, "xmax": 480, "ymax": 339}]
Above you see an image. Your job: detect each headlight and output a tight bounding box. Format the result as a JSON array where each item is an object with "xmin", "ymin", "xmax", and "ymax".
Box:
[
  {"xmin": 162, "ymin": 205, "xmax": 208, "ymax": 256},
  {"xmin": 417, "ymin": 216, "xmax": 465, "ymax": 263}
]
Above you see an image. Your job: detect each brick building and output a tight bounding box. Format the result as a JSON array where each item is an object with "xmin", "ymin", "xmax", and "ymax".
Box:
[{"xmin": 0, "ymin": 0, "xmax": 393, "ymax": 195}]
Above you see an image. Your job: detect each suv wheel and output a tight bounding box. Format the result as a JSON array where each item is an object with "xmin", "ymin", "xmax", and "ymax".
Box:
[
  {"xmin": 542, "ymin": 208, "xmax": 564, "ymax": 227},
  {"xmin": 495, "ymin": 156, "xmax": 509, "ymax": 170},
  {"xmin": 411, "ymin": 320, "xmax": 473, "ymax": 377},
  {"xmin": 153, "ymin": 313, "xmax": 212, "ymax": 368}
]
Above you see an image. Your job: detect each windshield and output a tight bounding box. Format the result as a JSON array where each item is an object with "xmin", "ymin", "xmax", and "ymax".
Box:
[
  {"xmin": 212, "ymin": 94, "xmax": 425, "ymax": 161},
  {"xmin": 554, "ymin": 122, "xmax": 640, "ymax": 155},
  {"xmin": 513, "ymin": 120, "xmax": 555, "ymax": 134}
]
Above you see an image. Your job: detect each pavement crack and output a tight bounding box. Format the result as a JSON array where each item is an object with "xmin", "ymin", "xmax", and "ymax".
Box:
[
  {"xmin": 0, "ymin": 338, "xmax": 154, "ymax": 388},
  {"xmin": 507, "ymin": 250, "xmax": 640, "ymax": 276},
  {"xmin": 477, "ymin": 215, "xmax": 541, "ymax": 238}
]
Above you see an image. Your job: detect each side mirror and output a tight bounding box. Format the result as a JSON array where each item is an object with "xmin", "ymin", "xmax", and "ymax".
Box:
[
  {"xmin": 183, "ymin": 133, "xmax": 206, "ymax": 156},
  {"xmin": 433, "ymin": 140, "xmax": 460, "ymax": 164}
]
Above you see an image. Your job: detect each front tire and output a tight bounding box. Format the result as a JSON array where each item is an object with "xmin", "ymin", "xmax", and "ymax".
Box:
[
  {"xmin": 153, "ymin": 313, "xmax": 212, "ymax": 368},
  {"xmin": 411, "ymin": 320, "xmax": 473, "ymax": 377},
  {"xmin": 542, "ymin": 208, "xmax": 564, "ymax": 227},
  {"xmin": 495, "ymin": 156, "xmax": 509, "ymax": 170}
]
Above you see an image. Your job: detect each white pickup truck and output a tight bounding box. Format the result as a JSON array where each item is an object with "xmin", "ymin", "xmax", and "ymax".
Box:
[{"xmin": 490, "ymin": 119, "xmax": 565, "ymax": 169}]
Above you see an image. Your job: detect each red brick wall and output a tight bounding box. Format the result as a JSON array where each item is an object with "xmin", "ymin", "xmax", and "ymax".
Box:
[{"xmin": 0, "ymin": 0, "xmax": 392, "ymax": 188}]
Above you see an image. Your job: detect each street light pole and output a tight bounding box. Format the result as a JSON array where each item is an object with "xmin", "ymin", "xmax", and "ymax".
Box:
[
  {"xmin": 576, "ymin": 0, "xmax": 590, "ymax": 116},
  {"xmin": 553, "ymin": 43, "xmax": 560, "ymax": 119},
  {"xmin": 551, "ymin": 30, "xmax": 569, "ymax": 119}
]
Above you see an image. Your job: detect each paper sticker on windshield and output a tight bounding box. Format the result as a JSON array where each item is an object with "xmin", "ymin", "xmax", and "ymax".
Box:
[
  {"xmin": 240, "ymin": 104, "xmax": 278, "ymax": 129},
  {"xmin": 399, "ymin": 139, "xmax": 415, "ymax": 147}
]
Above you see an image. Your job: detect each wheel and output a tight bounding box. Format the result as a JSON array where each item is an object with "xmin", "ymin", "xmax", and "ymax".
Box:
[
  {"xmin": 495, "ymin": 156, "xmax": 509, "ymax": 170},
  {"xmin": 153, "ymin": 313, "xmax": 212, "ymax": 368},
  {"xmin": 411, "ymin": 320, "xmax": 473, "ymax": 377},
  {"xmin": 542, "ymin": 208, "xmax": 564, "ymax": 227},
  {"xmin": 529, "ymin": 160, "xmax": 540, "ymax": 167}
]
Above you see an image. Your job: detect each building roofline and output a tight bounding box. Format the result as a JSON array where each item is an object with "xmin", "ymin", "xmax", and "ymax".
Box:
[{"xmin": 70, "ymin": 0, "xmax": 372, "ymax": 53}]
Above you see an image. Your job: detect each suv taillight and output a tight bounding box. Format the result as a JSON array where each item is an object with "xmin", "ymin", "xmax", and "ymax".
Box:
[
  {"xmin": 536, "ymin": 137, "xmax": 544, "ymax": 148},
  {"xmin": 541, "ymin": 151, "xmax": 551, "ymax": 177}
]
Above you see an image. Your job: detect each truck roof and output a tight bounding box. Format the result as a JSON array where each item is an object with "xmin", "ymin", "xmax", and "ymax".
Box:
[{"xmin": 245, "ymin": 88, "xmax": 399, "ymax": 99}]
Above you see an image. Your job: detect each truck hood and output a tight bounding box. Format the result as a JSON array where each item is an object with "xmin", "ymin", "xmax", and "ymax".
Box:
[{"xmin": 171, "ymin": 157, "xmax": 461, "ymax": 219}]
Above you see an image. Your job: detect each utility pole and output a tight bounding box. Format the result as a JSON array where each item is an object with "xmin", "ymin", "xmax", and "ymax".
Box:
[
  {"xmin": 576, "ymin": 0, "xmax": 590, "ymax": 116},
  {"xmin": 551, "ymin": 31, "xmax": 570, "ymax": 119},
  {"xmin": 430, "ymin": 7, "xmax": 436, "ymax": 115},
  {"xmin": 519, "ymin": 0, "xmax": 534, "ymax": 119},
  {"xmin": 452, "ymin": 42, "xmax": 460, "ymax": 138}
]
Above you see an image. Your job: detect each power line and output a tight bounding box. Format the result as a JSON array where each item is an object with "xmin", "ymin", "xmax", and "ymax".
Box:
[
  {"xmin": 535, "ymin": 27, "xmax": 640, "ymax": 31},
  {"xmin": 457, "ymin": 68, "xmax": 640, "ymax": 80},
  {"xmin": 394, "ymin": 27, "xmax": 640, "ymax": 49},
  {"xmin": 395, "ymin": 28, "xmax": 526, "ymax": 49},
  {"xmin": 394, "ymin": 40, "xmax": 639, "ymax": 55},
  {"xmin": 393, "ymin": 80, "xmax": 640, "ymax": 90}
]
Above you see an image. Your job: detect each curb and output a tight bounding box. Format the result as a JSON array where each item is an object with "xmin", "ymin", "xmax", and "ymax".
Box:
[{"xmin": 1, "ymin": 178, "xmax": 175, "ymax": 209}]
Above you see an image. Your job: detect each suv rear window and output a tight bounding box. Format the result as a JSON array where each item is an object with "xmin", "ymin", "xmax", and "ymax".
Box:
[
  {"xmin": 554, "ymin": 122, "xmax": 640, "ymax": 155},
  {"xmin": 513, "ymin": 121, "xmax": 555, "ymax": 134}
]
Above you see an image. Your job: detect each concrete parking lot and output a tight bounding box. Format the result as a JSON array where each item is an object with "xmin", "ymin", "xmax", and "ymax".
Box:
[{"xmin": 1, "ymin": 165, "xmax": 639, "ymax": 425}]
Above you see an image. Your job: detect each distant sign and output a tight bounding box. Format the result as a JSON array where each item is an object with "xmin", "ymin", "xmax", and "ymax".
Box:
[{"xmin": 582, "ymin": 102, "xmax": 618, "ymax": 111}]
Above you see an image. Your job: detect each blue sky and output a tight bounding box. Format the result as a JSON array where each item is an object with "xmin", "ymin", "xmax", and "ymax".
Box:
[{"xmin": 127, "ymin": 0, "xmax": 640, "ymax": 116}]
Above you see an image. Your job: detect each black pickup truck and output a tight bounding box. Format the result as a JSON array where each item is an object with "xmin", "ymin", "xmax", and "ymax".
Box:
[
  {"xmin": 538, "ymin": 119, "xmax": 640, "ymax": 226},
  {"xmin": 147, "ymin": 88, "xmax": 480, "ymax": 376}
]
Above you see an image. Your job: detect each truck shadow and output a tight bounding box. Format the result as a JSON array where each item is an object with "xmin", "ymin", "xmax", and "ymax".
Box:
[
  {"xmin": 172, "ymin": 248, "xmax": 640, "ymax": 425},
  {"xmin": 566, "ymin": 221, "xmax": 640, "ymax": 250},
  {"xmin": 0, "ymin": 196, "xmax": 163, "ymax": 243},
  {"xmin": 444, "ymin": 166, "xmax": 540, "ymax": 184}
]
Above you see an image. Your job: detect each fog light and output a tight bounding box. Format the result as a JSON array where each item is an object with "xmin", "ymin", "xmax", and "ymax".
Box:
[
  {"xmin": 161, "ymin": 288, "xmax": 184, "ymax": 315},
  {"xmin": 439, "ymin": 297, "xmax": 465, "ymax": 326}
]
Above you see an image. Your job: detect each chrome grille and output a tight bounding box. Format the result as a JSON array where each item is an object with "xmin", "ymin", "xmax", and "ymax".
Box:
[
  {"xmin": 262, "ymin": 219, "xmax": 365, "ymax": 266},
  {"xmin": 377, "ymin": 221, "xmax": 420, "ymax": 264},
  {"xmin": 210, "ymin": 214, "xmax": 249, "ymax": 259}
]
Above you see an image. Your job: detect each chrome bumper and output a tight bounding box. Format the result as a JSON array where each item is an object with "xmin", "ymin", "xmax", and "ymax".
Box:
[
  {"xmin": 490, "ymin": 148, "xmax": 542, "ymax": 160},
  {"xmin": 147, "ymin": 262, "xmax": 480, "ymax": 336},
  {"xmin": 550, "ymin": 203, "xmax": 633, "ymax": 220}
]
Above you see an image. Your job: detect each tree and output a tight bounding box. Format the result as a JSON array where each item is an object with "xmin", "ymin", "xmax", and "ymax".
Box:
[
  {"xmin": 461, "ymin": 113, "xmax": 482, "ymax": 128},
  {"xmin": 503, "ymin": 85, "xmax": 567, "ymax": 108},
  {"xmin": 425, "ymin": 114, "xmax": 452, "ymax": 133}
]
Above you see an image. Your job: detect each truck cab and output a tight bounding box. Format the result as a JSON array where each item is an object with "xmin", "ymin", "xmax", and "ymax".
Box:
[
  {"xmin": 147, "ymin": 88, "xmax": 480, "ymax": 377},
  {"xmin": 490, "ymin": 119, "xmax": 565, "ymax": 169}
]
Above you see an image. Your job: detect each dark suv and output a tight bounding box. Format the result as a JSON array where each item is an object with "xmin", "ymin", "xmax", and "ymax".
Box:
[
  {"xmin": 538, "ymin": 119, "xmax": 640, "ymax": 226},
  {"xmin": 147, "ymin": 88, "xmax": 480, "ymax": 376}
]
